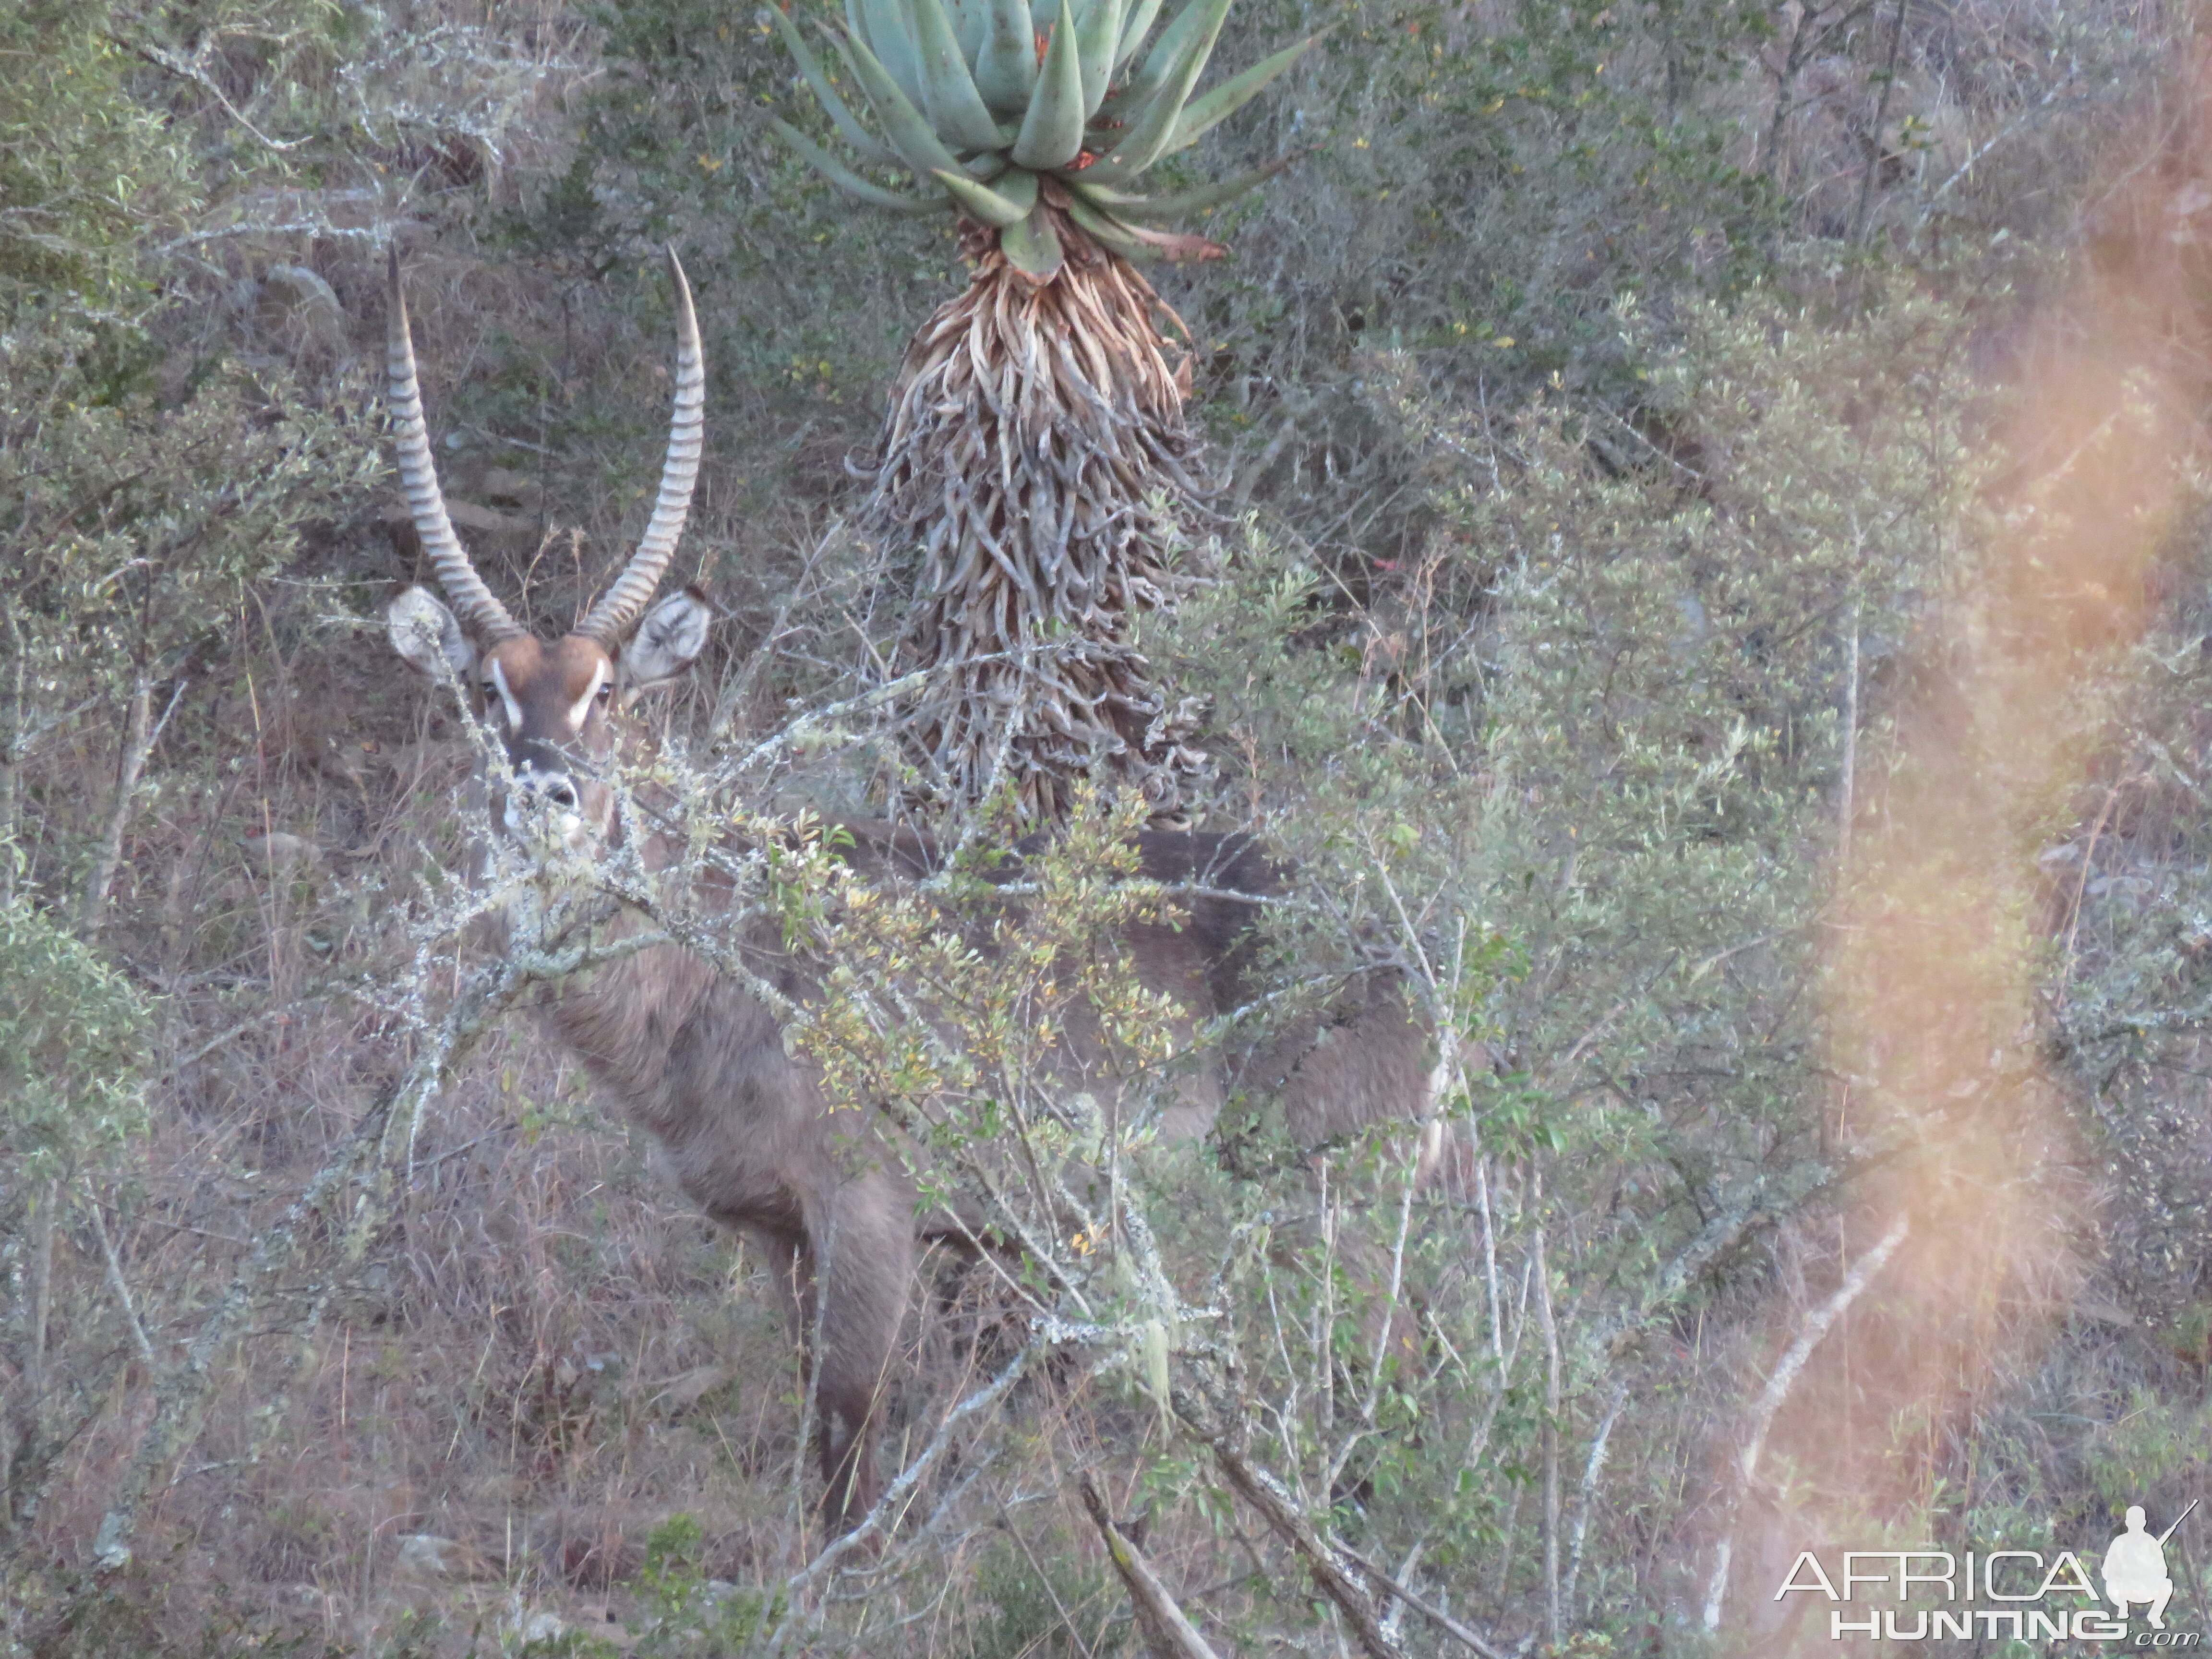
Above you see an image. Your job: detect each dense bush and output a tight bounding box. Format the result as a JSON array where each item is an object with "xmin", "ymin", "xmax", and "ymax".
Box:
[{"xmin": 8, "ymin": 0, "xmax": 2212, "ymax": 1654}]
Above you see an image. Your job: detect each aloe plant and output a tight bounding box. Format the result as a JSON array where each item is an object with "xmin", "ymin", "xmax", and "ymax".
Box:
[
  {"xmin": 766, "ymin": 0, "xmax": 1318, "ymax": 824},
  {"xmin": 766, "ymin": 0, "xmax": 1318, "ymax": 279}
]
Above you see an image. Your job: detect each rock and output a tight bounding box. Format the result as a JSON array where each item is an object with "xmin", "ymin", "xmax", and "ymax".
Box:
[
  {"xmin": 479, "ymin": 467, "xmax": 543, "ymax": 509},
  {"xmin": 443, "ymin": 499, "xmax": 537, "ymax": 537},
  {"xmin": 241, "ymin": 832, "xmax": 324, "ymax": 873},
  {"xmin": 516, "ymin": 1609, "xmax": 567, "ymax": 1643},
  {"xmin": 391, "ymin": 1532, "xmax": 493, "ymax": 1581}
]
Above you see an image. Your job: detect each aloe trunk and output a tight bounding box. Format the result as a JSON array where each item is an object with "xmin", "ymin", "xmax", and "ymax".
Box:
[{"xmin": 870, "ymin": 215, "xmax": 1214, "ymax": 822}]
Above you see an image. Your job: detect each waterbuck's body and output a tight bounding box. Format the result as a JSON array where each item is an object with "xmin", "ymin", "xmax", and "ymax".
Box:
[{"xmin": 379, "ymin": 249, "xmax": 1434, "ymax": 1527}]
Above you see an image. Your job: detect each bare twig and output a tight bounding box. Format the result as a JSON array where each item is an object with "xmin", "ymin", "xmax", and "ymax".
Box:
[
  {"xmin": 771, "ymin": 1340, "xmax": 1038, "ymax": 1647},
  {"xmin": 81, "ymin": 677, "xmax": 186, "ymax": 937},
  {"xmin": 89, "ymin": 919, "xmax": 621, "ymax": 1570},
  {"xmin": 84, "ymin": 1190, "xmax": 156, "ymax": 1369},
  {"xmin": 1564, "ymin": 1383, "xmax": 1628, "ymax": 1610},
  {"xmin": 128, "ymin": 39, "xmax": 310, "ymax": 151},
  {"xmin": 1850, "ymin": 0, "xmax": 1910, "ymax": 242},
  {"xmin": 1536, "ymin": 1216, "xmax": 1562, "ymax": 1649},
  {"xmin": 1700, "ymin": 1212, "xmax": 1911, "ymax": 1631}
]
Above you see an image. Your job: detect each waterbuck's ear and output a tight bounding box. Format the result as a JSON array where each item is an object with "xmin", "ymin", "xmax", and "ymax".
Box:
[
  {"xmin": 387, "ymin": 585, "xmax": 476, "ymax": 681},
  {"xmin": 619, "ymin": 587, "xmax": 711, "ymax": 692}
]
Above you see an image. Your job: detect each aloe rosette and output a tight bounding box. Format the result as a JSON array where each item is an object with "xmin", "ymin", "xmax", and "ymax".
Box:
[{"xmin": 765, "ymin": 0, "xmax": 1319, "ymax": 279}]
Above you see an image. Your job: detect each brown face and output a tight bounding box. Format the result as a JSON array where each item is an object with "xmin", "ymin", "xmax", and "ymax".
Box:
[
  {"xmin": 477, "ymin": 633, "xmax": 621, "ymax": 846},
  {"xmin": 388, "ymin": 583, "xmax": 715, "ymax": 855}
]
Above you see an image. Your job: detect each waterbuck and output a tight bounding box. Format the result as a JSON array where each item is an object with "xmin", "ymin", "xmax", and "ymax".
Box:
[{"xmin": 379, "ymin": 249, "xmax": 1437, "ymax": 1527}]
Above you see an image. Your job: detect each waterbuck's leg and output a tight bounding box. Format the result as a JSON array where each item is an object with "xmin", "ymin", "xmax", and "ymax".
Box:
[
  {"xmin": 738, "ymin": 1226, "xmax": 808, "ymax": 1342},
  {"xmin": 807, "ymin": 1172, "xmax": 914, "ymax": 1529}
]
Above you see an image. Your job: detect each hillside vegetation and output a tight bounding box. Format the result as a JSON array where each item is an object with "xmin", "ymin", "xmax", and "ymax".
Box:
[{"xmin": 7, "ymin": 0, "xmax": 2212, "ymax": 1654}]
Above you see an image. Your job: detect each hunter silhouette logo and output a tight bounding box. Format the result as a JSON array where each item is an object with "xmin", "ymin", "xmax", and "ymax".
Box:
[{"xmin": 2105, "ymin": 1501, "xmax": 2196, "ymax": 1630}]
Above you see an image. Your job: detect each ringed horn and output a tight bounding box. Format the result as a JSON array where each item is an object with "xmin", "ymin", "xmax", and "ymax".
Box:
[{"xmin": 384, "ymin": 245, "xmax": 706, "ymax": 643}]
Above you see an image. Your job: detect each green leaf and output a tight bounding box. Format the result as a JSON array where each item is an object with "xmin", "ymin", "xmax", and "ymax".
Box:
[
  {"xmin": 947, "ymin": 0, "xmax": 989, "ymax": 60},
  {"xmin": 856, "ymin": 0, "xmax": 926, "ymax": 108},
  {"xmin": 829, "ymin": 24, "xmax": 972, "ymax": 180},
  {"xmin": 913, "ymin": 0, "xmax": 1013, "ymax": 151},
  {"xmin": 1111, "ymin": 0, "xmax": 1164, "ymax": 74},
  {"xmin": 1164, "ymin": 31, "xmax": 1325, "ymax": 155},
  {"xmin": 931, "ymin": 165, "xmax": 1039, "ymax": 226},
  {"xmin": 766, "ymin": 7, "xmax": 899, "ymax": 166},
  {"xmin": 769, "ymin": 117, "xmax": 947, "ymax": 210},
  {"xmin": 1077, "ymin": 0, "xmax": 1229, "ymax": 183},
  {"xmin": 1076, "ymin": 150, "xmax": 1300, "ymax": 219},
  {"xmin": 999, "ymin": 203, "xmax": 1066, "ymax": 279},
  {"xmin": 1011, "ymin": 0, "xmax": 1087, "ymax": 170},
  {"xmin": 1074, "ymin": 0, "xmax": 1127, "ymax": 117},
  {"xmin": 1065, "ymin": 192, "xmax": 1224, "ymax": 259},
  {"xmin": 1064, "ymin": 192, "xmax": 1153, "ymax": 257},
  {"xmin": 974, "ymin": 0, "xmax": 1040, "ymax": 115},
  {"xmin": 1095, "ymin": 0, "xmax": 1214, "ymax": 122}
]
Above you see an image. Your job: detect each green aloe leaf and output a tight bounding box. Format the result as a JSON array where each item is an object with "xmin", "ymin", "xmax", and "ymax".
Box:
[
  {"xmin": 974, "ymin": 0, "xmax": 1039, "ymax": 114},
  {"xmin": 1063, "ymin": 192, "xmax": 1151, "ymax": 256},
  {"xmin": 766, "ymin": 7, "xmax": 899, "ymax": 167},
  {"xmin": 947, "ymin": 0, "xmax": 988, "ymax": 60},
  {"xmin": 1095, "ymin": 0, "xmax": 1213, "ymax": 122},
  {"xmin": 1073, "ymin": 151, "xmax": 1298, "ymax": 220},
  {"xmin": 769, "ymin": 118, "xmax": 946, "ymax": 210},
  {"xmin": 1011, "ymin": 0, "xmax": 1087, "ymax": 170},
  {"xmin": 830, "ymin": 24, "xmax": 971, "ymax": 180},
  {"xmin": 1164, "ymin": 31, "xmax": 1324, "ymax": 154},
  {"xmin": 1074, "ymin": 0, "xmax": 1127, "ymax": 116},
  {"xmin": 856, "ymin": 0, "xmax": 926, "ymax": 107},
  {"xmin": 913, "ymin": 0, "xmax": 1013, "ymax": 149},
  {"xmin": 1111, "ymin": 0, "xmax": 1164, "ymax": 73},
  {"xmin": 1000, "ymin": 204, "xmax": 1066, "ymax": 280},
  {"xmin": 1066, "ymin": 191, "xmax": 1226, "ymax": 258},
  {"xmin": 1073, "ymin": 0, "xmax": 1227, "ymax": 185},
  {"xmin": 931, "ymin": 165, "xmax": 1040, "ymax": 226}
]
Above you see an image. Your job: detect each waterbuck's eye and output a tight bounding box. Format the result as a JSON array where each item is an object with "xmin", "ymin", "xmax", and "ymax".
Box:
[{"xmin": 596, "ymin": 681, "xmax": 614, "ymax": 702}]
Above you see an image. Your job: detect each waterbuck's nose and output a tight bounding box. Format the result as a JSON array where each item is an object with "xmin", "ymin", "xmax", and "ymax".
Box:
[{"xmin": 513, "ymin": 756, "xmax": 579, "ymax": 812}]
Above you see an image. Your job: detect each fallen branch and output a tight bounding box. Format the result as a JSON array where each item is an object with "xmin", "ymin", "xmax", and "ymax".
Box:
[
  {"xmin": 1330, "ymin": 1539, "xmax": 1505, "ymax": 1659},
  {"xmin": 1079, "ymin": 1474, "xmax": 1222, "ymax": 1659},
  {"xmin": 1192, "ymin": 1421, "xmax": 1404, "ymax": 1659},
  {"xmin": 1699, "ymin": 1212, "xmax": 1911, "ymax": 1631}
]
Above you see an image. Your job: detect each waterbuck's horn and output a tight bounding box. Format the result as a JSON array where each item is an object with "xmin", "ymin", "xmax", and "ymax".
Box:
[
  {"xmin": 385, "ymin": 247, "xmax": 525, "ymax": 645},
  {"xmin": 576, "ymin": 246, "xmax": 704, "ymax": 646}
]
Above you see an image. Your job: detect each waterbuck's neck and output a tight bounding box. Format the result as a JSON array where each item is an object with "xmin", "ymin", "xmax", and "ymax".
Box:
[{"xmin": 493, "ymin": 882, "xmax": 810, "ymax": 1147}]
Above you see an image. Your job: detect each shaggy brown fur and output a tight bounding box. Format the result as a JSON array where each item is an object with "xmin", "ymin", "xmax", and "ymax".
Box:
[{"xmin": 524, "ymin": 821, "xmax": 1431, "ymax": 1526}]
